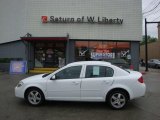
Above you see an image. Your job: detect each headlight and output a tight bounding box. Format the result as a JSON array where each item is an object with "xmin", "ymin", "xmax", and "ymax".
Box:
[{"xmin": 17, "ymin": 81, "xmax": 24, "ymax": 87}]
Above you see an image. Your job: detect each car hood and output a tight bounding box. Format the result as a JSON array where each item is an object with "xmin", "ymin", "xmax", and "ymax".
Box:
[{"xmin": 22, "ymin": 74, "xmax": 45, "ymax": 83}]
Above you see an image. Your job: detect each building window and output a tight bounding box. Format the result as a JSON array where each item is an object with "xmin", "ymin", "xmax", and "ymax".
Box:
[
  {"xmin": 75, "ymin": 41, "xmax": 131, "ymax": 64},
  {"xmin": 75, "ymin": 41, "xmax": 89, "ymax": 61}
]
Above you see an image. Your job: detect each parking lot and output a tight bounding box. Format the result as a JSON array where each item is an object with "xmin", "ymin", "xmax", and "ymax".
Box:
[{"xmin": 0, "ymin": 70, "xmax": 160, "ymax": 120}]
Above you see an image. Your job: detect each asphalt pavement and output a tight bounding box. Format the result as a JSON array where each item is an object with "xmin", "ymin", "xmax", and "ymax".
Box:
[{"xmin": 0, "ymin": 70, "xmax": 160, "ymax": 120}]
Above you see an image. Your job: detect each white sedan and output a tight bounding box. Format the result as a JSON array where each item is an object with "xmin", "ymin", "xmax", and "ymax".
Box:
[{"xmin": 15, "ymin": 61, "xmax": 146, "ymax": 109}]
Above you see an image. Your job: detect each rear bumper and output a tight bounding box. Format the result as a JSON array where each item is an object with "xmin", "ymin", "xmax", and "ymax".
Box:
[{"xmin": 130, "ymin": 83, "xmax": 146, "ymax": 100}]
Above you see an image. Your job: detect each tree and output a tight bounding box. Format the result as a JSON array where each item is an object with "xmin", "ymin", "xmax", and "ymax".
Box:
[{"xmin": 140, "ymin": 35, "xmax": 157, "ymax": 45}]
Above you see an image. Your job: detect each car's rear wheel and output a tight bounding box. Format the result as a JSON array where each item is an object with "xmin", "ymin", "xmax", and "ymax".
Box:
[
  {"xmin": 107, "ymin": 91, "xmax": 128, "ymax": 109},
  {"xmin": 25, "ymin": 88, "xmax": 44, "ymax": 106}
]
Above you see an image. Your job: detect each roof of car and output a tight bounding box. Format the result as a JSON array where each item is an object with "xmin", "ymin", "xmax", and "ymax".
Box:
[{"xmin": 67, "ymin": 61, "xmax": 111, "ymax": 66}]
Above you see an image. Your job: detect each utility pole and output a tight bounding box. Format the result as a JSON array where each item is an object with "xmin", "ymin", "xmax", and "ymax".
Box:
[
  {"xmin": 145, "ymin": 18, "xmax": 148, "ymax": 71},
  {"xmin": 144, "ymin": 19, "xmax": 160, "ymax": 71}
]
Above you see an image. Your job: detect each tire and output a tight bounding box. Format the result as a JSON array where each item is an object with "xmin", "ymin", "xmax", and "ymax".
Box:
[
  {"xmin": 25, "ymin": 88, "xmax": 45, "ymax": 106},
  {"xmin": 107, "ymin": 90, "xmax": 128, "ymax": 110}
]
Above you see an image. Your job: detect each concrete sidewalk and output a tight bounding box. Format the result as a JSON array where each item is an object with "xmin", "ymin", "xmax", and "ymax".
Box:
[{"xmin": 139, "ymin": 67, "xmax": 160, "ymax": 74}]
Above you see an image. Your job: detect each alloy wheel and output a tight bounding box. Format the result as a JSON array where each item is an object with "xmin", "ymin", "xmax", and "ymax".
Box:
[
  {"xmin": 27, "ymin": 90, "xmax": 43, "ymax": 105},
  {"xmin": 109, "ymin": 92, "xmax": 127, "ymax": 109}
]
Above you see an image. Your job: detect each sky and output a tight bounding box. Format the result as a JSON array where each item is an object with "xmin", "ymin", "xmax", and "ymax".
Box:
[{"xmin": 142, "ymin": 0, "xmax": 160, "ymax": 38}]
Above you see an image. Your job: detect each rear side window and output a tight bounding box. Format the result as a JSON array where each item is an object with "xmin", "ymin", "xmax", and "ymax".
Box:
[{"xmin": 85, "ymin": 65, "xmax": 114, "ymax": 78}]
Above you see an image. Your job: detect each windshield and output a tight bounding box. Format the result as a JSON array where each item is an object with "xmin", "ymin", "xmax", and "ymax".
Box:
[
  {"xmin": 155, "ymin": 59, "xmax": 160, "ymax": 62},
  {"xmin": 42, "ymin": 73, "xmax": 51, "ymax": 78},
  {"xmin": 114, "ymin": 64, "xmax": 130, "ymax": 73}
]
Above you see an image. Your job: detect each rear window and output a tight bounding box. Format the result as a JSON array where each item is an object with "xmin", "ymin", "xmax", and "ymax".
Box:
[
  {"xmin": 123, "ymin": 69, "xmax": 130, "ymax": 73},
  {"xmin": 85, "ymin": 65, "xmax": 114, "ymax": 78}
]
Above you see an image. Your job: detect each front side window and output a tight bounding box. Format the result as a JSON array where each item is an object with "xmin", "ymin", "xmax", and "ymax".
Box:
[
  {"xmin": 55, "ymin": 66, "xmax": 82, "ymax": 79},
  {"xmin": 85, "ymin": 65, "xmax": 114, "ymax": 78}
]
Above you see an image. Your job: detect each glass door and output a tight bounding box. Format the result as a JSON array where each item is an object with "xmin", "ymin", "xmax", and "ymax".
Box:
[{"xmin": 35, "ymin": 41, "xmax": 66, "ymax": 68}]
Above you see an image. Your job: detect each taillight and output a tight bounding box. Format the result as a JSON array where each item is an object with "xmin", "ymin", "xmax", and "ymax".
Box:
[{"xmin": 138, "ymin": 76, "xmax": 144, "ymax": 83}]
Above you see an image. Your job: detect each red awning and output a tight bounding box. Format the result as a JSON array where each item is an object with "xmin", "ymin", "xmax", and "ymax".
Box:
[{"xmin": 21, "ymin": 37, "xmax": 68, "ymax": 41}]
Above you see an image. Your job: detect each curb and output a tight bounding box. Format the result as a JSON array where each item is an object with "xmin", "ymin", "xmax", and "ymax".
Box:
[{"xmin": 141, "ymin": 71, "xmax": 146, "ymax": 75}]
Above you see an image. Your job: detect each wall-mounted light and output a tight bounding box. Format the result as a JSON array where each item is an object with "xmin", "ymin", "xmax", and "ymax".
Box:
[{"xmin": 24, "ymin": 33, "xmax": 32, "ymax": 37}]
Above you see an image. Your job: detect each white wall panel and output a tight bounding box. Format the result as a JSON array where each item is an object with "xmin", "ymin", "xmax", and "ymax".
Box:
[
  {"xmin": 0, "ymin": 0, "xmax": 142, "ymax": 44},
  {"xmin": 0, "ymin": 0, "xmax": 27, "ymax": 44}
]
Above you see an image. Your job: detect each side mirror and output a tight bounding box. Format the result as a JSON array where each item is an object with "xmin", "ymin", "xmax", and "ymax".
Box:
[{"xmin": 50, "ymin": 75, "xmax": 56, "ymax": 80}]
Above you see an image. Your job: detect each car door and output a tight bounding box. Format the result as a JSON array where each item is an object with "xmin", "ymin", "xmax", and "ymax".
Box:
[
  {"xmin": 148, "ymin": 60, "xmax": 153, "ymax": 67},
  {"xmin": 46, "ymin": 65, "xmax": 83, "ymax": 101},
  {"xmin": 81, "ymin": 65, "xmax": 114, "ymax": 101},
  {"xmin": 153, "ymin": 60, "xmax": 157, "ymax": 67},
  {"xmin": 150, "ymin": 60, "xmax": 154, "ymax": 67},
  {"xmin": 148, "ymin": 60, "xmax": 151, "ymax": 67}
]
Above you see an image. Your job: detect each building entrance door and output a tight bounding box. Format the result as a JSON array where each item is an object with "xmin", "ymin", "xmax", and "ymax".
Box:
[{"xmin": 35, "ymin": 41, "xmax": 66, "ymax": 68}]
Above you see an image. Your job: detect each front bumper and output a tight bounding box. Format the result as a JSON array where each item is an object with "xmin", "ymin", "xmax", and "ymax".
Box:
[{"xmin": 15, "ymin": 86, "xmax": 25, "ymax": 99}]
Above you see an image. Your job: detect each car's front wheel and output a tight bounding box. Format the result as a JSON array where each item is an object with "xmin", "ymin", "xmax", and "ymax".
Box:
[
  {"xmin": 155, "ymin": 64, "xmax": 159, "ymax": 69},
  {"xmin": 25, "ymin": 88, "xmax": 45, "ymax": 106},
  {"xmin": 107, "ymin": 91, "xmax": 128, "ymax": 109}
]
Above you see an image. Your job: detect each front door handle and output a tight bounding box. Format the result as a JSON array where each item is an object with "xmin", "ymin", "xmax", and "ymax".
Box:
[
  {"xmin": 103, "ymin": 81, "xmax": 110, "ymax": 84},
  {"xmin": 72, "ymin": 81, "xmax": 80, "ymax": 85}
]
